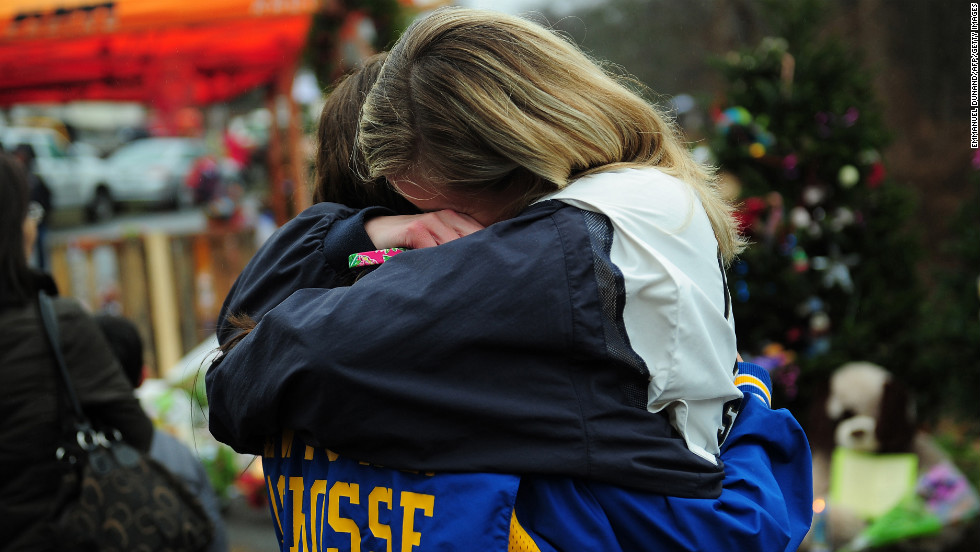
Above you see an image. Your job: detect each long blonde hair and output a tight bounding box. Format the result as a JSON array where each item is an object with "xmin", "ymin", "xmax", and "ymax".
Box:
[{"xmin": 358, "ymin": 7, "xmax": 745, "ymax": 261}]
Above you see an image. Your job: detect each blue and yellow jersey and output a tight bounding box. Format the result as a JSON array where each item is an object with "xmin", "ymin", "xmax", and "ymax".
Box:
[
  {"xmin": 261, "ymin": 364, "xmax": 811, "ymax": 552},
  {"xmin": 263, "ymin": 431, "xmax": 520, "ymax": 552}
]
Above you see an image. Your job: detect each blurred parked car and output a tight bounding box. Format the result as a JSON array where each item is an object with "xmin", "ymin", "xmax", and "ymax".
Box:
[
  {"xmin": 0, "ymin": 126, "xmax": 106, "ymax": 218},
  {"xmin": 99, "ymin": 137, "xmax": 207, "ymax": 220}
]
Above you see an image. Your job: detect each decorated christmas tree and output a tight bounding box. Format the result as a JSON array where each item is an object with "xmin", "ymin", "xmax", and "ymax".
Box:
[{"xmin": 708, "ymin": 0, "xmax": 923, "ymax": 413}]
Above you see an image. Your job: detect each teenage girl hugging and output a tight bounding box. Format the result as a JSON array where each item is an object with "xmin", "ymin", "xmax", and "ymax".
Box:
[{"xmin": 207, "ymin": 8, "xmax": 812, "ymax": 551}]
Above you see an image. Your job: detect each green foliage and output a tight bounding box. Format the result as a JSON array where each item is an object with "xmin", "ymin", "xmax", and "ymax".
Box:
[
  {"xmin": 304, "ymin": 0, "xmax": 410, "ymax": 91},
  {"xmin": 912, "ymin": 177, "xmax": 980, "ymax": 423},
  {"xmin": 710, "ymin": 0, "xmax": 924, "ymax": 416}
]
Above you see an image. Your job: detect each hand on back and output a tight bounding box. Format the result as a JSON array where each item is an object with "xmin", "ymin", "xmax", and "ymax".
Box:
[{"xmin": 365, "ymin": 210, "xmax": 485, "ymax": 250}]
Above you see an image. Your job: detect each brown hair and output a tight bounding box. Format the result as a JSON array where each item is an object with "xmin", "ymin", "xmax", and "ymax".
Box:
[
  {"xmin": 0, "ymin": 153, "xmax": 34, "ymax": 308},
  {"xmin": 222, "ymin": 54, "xmax": 417, "ymax": 354},
  {"xmin": 312, "ymin": 51, "xmax": 418, "ymax": 214}
]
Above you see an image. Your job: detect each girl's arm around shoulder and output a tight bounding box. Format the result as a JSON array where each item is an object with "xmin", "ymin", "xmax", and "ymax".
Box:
[
  {"xmin": 206, "ymin": 201, "xmax": 724, "ymax": 496},
  {"xmin": 205, "ymin": 202, "xmax": 590, "ymax": 457}
]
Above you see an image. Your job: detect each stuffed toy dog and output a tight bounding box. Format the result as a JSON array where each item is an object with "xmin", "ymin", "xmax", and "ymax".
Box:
[{"xmin": 803, "ymin": 362, "xmax": 978, "ymax": 551}]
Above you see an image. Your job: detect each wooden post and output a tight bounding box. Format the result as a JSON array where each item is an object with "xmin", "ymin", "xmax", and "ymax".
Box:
[
  {"xmin": 287, "ymin": 81, "xmax": 310, "ymax": 215},
  {"xmin": 267, "ymin": 58, "xmax": 309, "ymax": 225},
  {"xmin": 120, "ymin": 238, "xmax": 148, "ymax": 323},
  {"xmin": 192, "ymin": 234, "xmax": 218, "ymax": 336},
  {"xmin": 119, "ymin": 237, "xmax": 154, "ymax": 375},
  {"xmin": 171, "ymin": 237, "xmax": 198, "ymax": 352},
  {"xmin": 145, "ymin": 232, "xmax": 181, "ymax": 378},
  {"xmin": 266, "ymin": 84, "xmax": 287, "ymax": 226},
  {"xmin": 50, "ymin": 244, "xmax": 71, "ymax": 298}
]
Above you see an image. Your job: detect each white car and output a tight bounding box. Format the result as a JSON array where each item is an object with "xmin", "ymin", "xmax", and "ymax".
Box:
[
  {"xmin": 99, "ymin": 137, "xmax": 207, "ymax": 219},
  {"xmin": 0, "ymin": 126, "xmax": 106, "ymax": 218}
]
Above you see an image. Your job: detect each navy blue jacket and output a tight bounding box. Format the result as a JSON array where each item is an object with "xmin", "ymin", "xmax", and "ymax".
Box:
[{"xmin": 207, "ymin": 201, "xmax": 728, "ymax": 497}]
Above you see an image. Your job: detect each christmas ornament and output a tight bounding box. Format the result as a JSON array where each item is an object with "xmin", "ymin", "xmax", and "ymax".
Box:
[
  {"xmin": 809, "ymin": 336, "xmax": 831, "ymax": 356},
  {"xmin": 812, "ymin": 244, "xmax": 859, "ymax": 292},
  {"xmin": 763, "ymin": 192, "xmax": 785, "ymax": 241},
  {"xmin": 808, "ymin": 222, "xmax": 823, "ymax": 238},
  {"xmin": 858, "ymin": 149, "xmax": 881, "ymax": 164},
  {"xmin": 830, "ymin": 207, "xmax": 856, "ymax": 231},
  {"xmin": 867, "ymin": 162, "xmax": 886, "ymax": 188},
  {"xmin": 803, "ymin": 185, "xmax": 827, "ymax": 206},
  {"xmin": 781, "ymin": 233, "xmax": 798, "ymax": 255},
  {"xmin": 810, "ymin": 311, "xmax": 831, "ymax": 333},
  {"xmin": 796, "ymin": 296, "xmax": 826, "ymax": 318},
  {"xmin": 783, "ymin": 153, "xmax": 801, "ymax": 179},
  {"xmin": 792, "ymin": 246, "xmax": 809, "ymax": 272},
  {"xmin": 734, "ymin": 280, "xmax": 750, "ymax": 302},
  {"xmin": 783, "ymin": 154, "xmax": 799, "ymax": 170},
  {"xmin": 790, "ymin": 206, "xmax": 811, "ymax": 229},
  {"xmin": 720, "ymin": 106, "xmax": 752, "ymax": 130},
  {"xmin": 691, "ymin": 145, "xmax": 714, "ymax": 166},
  {"xmin": 838, "ymin": 165, "xmax": 860, "ymax": 188},
  {"xmin": 842, "ymin": 107, "xmax": 860, "ymax": 127},
  {"xmin": 736, "ymin": 196, "xmax": 767, "ymax": 232}
]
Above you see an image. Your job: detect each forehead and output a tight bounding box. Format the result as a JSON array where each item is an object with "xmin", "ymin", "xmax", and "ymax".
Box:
[{"xmin": 387, "ymin": 175, "xmax": 462, "ymax": 209}]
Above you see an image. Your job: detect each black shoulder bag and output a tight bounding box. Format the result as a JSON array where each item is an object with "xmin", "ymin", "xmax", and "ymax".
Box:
[{"xmin": 38, "ymin": 291, "xmax": 214, "ymax": 552}]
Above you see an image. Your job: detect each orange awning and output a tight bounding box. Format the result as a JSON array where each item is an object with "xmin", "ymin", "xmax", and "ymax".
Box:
[{"xmin": 0, "ymin": 0, "xmax": 319, "ymax": 106}]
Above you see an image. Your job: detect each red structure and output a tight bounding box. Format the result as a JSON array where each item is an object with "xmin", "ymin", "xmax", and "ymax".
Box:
[
  {"xmin": 0, "ymin": 1, "xmax": 316, "ymax": 106},
  {"xmin": 0, "ymin": 0, "xmax": 321, "ymax": 222}
]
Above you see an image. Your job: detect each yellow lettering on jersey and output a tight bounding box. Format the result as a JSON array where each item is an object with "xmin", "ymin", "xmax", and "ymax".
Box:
[
  {"xmin": 289, "ymin": 476, "xmax": 306, "ymax": 552},
  {"xmin": 399, "ymin": 492, "xmax": 434, "ymax": 552},
  {"xmin": 268, "ymin": 475, "xmax": 284, "ymax": 536},
  {"xmin": 309, "ymin": 480, "xmax": 327, "ymax": 552},
  {"xmin": 282, "ymin": 430, "xmax": 295, "ymax": 458},
  {"xmin": 368, "ymin": 487, "xmax": 394, "ymax": 552},
  {"xmin": 327, "ymin": 482, "xmax": 361, "ymax": 552},
  {"xmin": 327, "ymin": 449, "xmax": 339, "ymax": 462},
  {"xmin": 305, "ymin": 445, "xmax": 315, "ymax": 460}
]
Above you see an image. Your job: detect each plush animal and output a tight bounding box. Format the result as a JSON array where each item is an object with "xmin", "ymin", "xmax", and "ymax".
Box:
[{"xmin": 802, "ymin": 362, "xmax": 978, "ymax": 552}]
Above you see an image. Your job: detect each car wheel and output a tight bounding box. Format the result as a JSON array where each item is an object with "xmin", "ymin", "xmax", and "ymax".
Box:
[
  {"xmin": 167, "ymin": 180, "xmax": 194, "ymax": 211},
  {"xmin": 87, "ymin": 188, "xmax": 114, "ymax": 223}
]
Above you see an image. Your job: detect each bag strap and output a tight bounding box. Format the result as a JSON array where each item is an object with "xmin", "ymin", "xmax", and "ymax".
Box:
[{"xmin": 37, "ymin": 291, "xmax": 88, "ymax": 425}]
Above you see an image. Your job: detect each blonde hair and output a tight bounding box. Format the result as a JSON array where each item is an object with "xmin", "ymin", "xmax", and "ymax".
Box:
[{"xmin": 359, "ymin": 7, "xmax": 745, "ymax": 261}]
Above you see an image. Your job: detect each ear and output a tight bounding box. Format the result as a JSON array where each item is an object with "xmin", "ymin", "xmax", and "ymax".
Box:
[
  {"xmin": 806, "ymin": 379, "xmax": 836, "ymax": 453},
  {"xmin": 876, "ymin": 379, "xmax": 915, "ymax": 453}
]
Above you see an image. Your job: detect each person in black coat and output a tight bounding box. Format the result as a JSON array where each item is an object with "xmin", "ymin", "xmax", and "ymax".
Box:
[{"xmin": 0, "ymin": 152, "xmax": 153, "ymax": 551}]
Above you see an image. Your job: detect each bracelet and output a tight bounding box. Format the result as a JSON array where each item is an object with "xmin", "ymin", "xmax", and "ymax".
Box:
[{"xmin": 348, "ymin": 248, "xmax": 406, "ymax": 269}]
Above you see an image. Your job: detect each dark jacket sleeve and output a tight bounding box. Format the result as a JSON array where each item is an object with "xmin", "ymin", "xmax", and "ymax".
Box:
[
  {"xmin": 206, "ymin": 202, "xmax": 723, "ymax": 496},
  {"xmin": 217, "ymin": 202, "xmax": 392, "ymax": 344},
  {"xmin": 57, "ymin": 298, "xmax": 154, "ymax": 452}
]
